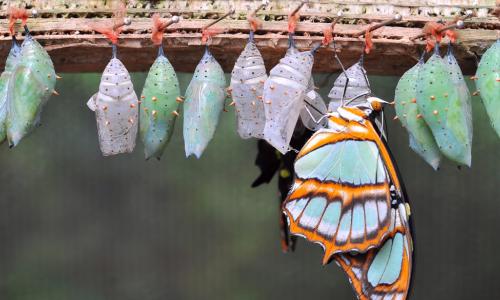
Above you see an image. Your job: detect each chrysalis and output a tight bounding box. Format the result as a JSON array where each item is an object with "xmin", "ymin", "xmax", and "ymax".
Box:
[
  {"xmin": 230, "ymin": 36, "xmax": 267, "ymax": 139},
  {"xmin": 183, "ymin": 49, "xmax": 226, "ymax": 158},
  {"xmin": 262, "ymin": 45, "xmax": 315, "ymax": 154},
  {"xmin": 417, "ymin": 46, "xmax": 471, "ymax": 166},
  {"xmin": 87, "ymin": 48, "xmax": 139, "ymax": 156},
  {"xmin": 140, "ymin": 47, "xmax": 181, "ymax": 160},
  {"xmin": 299, "ymin": 78, "xmax": 328, "ymax": 131},
  {"xmin": 0, "ymin": 37, "xmax": 21, "ymax": 145},
  {"xmin": 394, "ymin": 59, "xmax": 441, "ymax": 170},
  {"xmin": 6, "ymin": 34, "xmax": 56, "ymax": 147},
  {"xmin": 475, "ymin": 40, "xmax": 499, "ymax": 138},
  {"xmin": 327, "ymin": 60, "xmax": 370, "ymax": 112}
]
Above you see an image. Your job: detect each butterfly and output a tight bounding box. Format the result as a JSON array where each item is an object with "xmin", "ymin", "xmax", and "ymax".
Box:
[{"xmin": 282, "ymin": 97, "xmax": 414, "ymax": 299}]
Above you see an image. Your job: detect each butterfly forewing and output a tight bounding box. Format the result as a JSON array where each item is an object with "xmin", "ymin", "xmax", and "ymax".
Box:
[{"xmin": 283, "ymin": 113, "xmax": 400, "ymax": 263}]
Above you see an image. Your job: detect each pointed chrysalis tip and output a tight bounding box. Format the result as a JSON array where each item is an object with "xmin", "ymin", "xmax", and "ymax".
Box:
[{"xmin": 52, "ymin": 90, "xmax": 60, "ymax": 96}]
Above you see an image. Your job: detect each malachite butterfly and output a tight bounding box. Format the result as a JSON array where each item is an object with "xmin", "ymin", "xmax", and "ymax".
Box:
[
  {"xmin": 183, "ymin": 48, "xmax": 226, "ymax": 159},
  {"xmin": 262, "ymin": 43, "xmax": 315, "ymax": 154},
  {"xmin": 475, "ymin": 40, "xmax": 499, "ymax": 138},
  {"xmin": 230, "ymin": 37, "xmax": 268, "ymax": 139},
  {"xmin": 5, "ymin": 33, "xmax": 57, "ymax": 147},
  {"xmin": 416, "ymin": 46, "xmax": 472, "ymax": 166},
  {"xmin": 87, "ymin": 48, "xmax": 139, "ymax": 156},
  {"xmin": 394, "ymin": 58, "xmax": 442, "ymax": 170},
  {"xmin": 282, "ymin": 102, "xmax": 413, "ymax": 300},
  {"xmin": 0, "ymin": 37, "xmax": 21, "ymax": 145},
  {"xmin": 140, "ymin": 47, "xmax": 181, "ymax": 160}
]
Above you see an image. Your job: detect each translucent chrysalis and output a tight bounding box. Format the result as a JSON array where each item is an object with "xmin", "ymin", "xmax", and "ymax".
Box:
[
  {"xmin": 87, "ymin": 48, "xmax": 139, "ymax": 156},
  {"xmin": 140, "ymin": 47, "xmax": 181, "ymax": 160},
  {"xmin": 394, "ymin": 59, "xmax": 441, "ymax": 170},
  {"xmin": 475, "ymin": 40, "xmax": 499, "ymax": 138},
  {"xmin": 327, "ymin": 60, "xmax": 371, "ymax": 112},
  {"xmin": 6, "ymin": 34, "xmax": 56, "ymax": 147},
  {"xmin": 0, "ymin": 37, "xmax": 21, "ymax": 145},
  {"xmin": 230, "ymin": 37, "xmax": 267, "ymax": 139},
  {"xmin": 183, "ymin": 49, "xmax": 226, "ymax": 158}
]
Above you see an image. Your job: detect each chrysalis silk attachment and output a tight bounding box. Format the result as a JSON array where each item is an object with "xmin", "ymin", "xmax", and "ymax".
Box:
[
  {"xmin": 417, "ymin": 49, "xmax": 472, "ymax": 166},
  {"xmin": 299, "ymin": 78, "xmax": 328, "ymax": 131},
  {"xmin": 140, "ymin": 50, "xmax": 181, "ymax": 160},
  {"xmin": 328, "ymin": 60, "xmax": 371, "ymax": 112},
  {"xmin": 262, "ymin": 48, "xmax": 314, "ymax": 154},
  {"xmin": 183, "ymin": 49, "xmax": 226, "ymax": 158},
  {"xmin": 394, "ymin": 60, "xmax": 441, "ymax": 170},
  {"xmin": 6, "ymin": 35, "xmax": 56, "ymax": 147},
  {"xmin": 475, "ymin": 40, "xmax": 500, "ymax": 138},
  {"xmin": 87, "ymin": 57, "xmax": 139, "ymax": 156},
  {"xmin": 230, "ymin": 40, "xmax": 267, "ymax": 139},
  {"xmin": 0, "ymin": 38, "xmax": 21, "ymax": 144}
]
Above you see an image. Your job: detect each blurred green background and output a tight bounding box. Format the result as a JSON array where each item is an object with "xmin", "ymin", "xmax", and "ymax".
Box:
[{"xmin": 0, "ymin": 68, "xmax": 498, "ymax": 300}]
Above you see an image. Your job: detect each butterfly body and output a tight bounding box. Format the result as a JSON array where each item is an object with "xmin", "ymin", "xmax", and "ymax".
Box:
[
  {"xmin": 140, "ymin": 53, "xmax": 181, "ymax": 160},
  {"xmin": 6, "ymin": 36, "xmax": 56, "ymax": 147},
  {"xmin": 183, "ymin": 49, "xmax": 226, "ymax": 158},
  {"xmin": 395, "ymin": 61, "xmax": 441, "ymax": 170},
  {"xmin": 263, "ymin": 48, "xmax": 314, "ymax": 153},
  {"xmin": 0, "ymin": 38, "xmax": 21, "ymax": 144},
  {"xmin": 87, "ymin": 57, "xmax": 139, "ymax": 156},
  {"xmin": 230, "ymin": 41, "xmax": 267, "ymax": 139},
  {"xmin": 475, "ymin": 40, "xmax": 500, "ymax": 137}
]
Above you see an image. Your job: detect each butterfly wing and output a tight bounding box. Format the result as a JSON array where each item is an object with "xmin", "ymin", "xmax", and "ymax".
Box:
[
  {"xmin": 6, "ymin": 36, "xmax": 56, "ymax": 147},
  {"xmin": 230, "ymin": 41, "xmax": 267, "ymax": 139},
  {"xmin": 417, "ymin": 53, "xmax": 471, "ymax": 166},
  {"xmin": 283, "ymin": 114, "xmax": 402, "ymax": 263},
  {"xmin": 394, "ymin": 61, "xmax": 441, "ymax": 170},
  {"xmin": 475, "ymin": 40, "xmax": 500, "ymax": 138},
  {"xmin": 335, "ymin": 200, "xmax": 413, "ymax": 300},
  {"xmin": 88, "ymin": 58, "xmax": 138, "ymax": 156},
  {"xmin": 140, "ymin": 54, "xmax": 181, "ymax": 160},
  {"xmin": 263, "ymin": 49, "xmax": 314, "ymax": 154},
  {"xmin": 328, "ymin": 61, "xmax": 371, "ymax": 112},
  {"xmin": 183, "ymin": 50, "xmax": 226, "ymax": 158},
  {"xmin": 0, "ymin": 38, "xmax": 21, "ymax": 144}
]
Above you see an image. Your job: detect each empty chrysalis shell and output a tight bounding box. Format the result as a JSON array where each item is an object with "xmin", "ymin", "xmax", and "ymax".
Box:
[
  {"xmin": 417, "ymin": 50, "xmax": 471, "ymax": 166},
  {"xmin": 183, "ymin": 49, "xmax": 226, "ymax": 158},
  {"xmin": 140, "ymin": 52, "xmax": 181, "ymax": 160},
  {"xmin": 328, "ymin": 60, "xmax": 371, "ymax": 112},
  {"xmin": 87, "ymin": 57, "xmax": 139, "ymax": 156},
  {"xmin": 230, "ymin": 40, "xmax": 267, "ymax": 139},
  {"xmin": 6, "ymin": 35, "xmax": 56, "ymax": 147},
  {"xmin": 300, "ymin": 78, "xmax": 328, "ymax": 131},
  {"xmin": 475, "ymin": 40, "xmax": 499, "ymax": 138},
  {"xmin": 262, "ymin": 48, "xmax": 315, "ymax": 154},
  {"xmin": 395, "ymin": 60, "xmax": 441, "ymax": 170},
  {"xmin": 0, "ymin": 37, "xmax": 21, "ymax": 144}
]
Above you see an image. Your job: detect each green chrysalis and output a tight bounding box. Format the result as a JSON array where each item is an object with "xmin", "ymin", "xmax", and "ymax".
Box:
[
  {"xmin": 417, "ymin": 47, "xmax": 471, "ymax": 166},
  {"xmin": 140, "ymin": 48, "xmax": 181, "ymax": 160},
  {"xmin": 395, "ymin": 59, "xmax": 441, "ymax": 170},
  {"xmin": 6, "ymin": 35, "xmax": 56, "ymax": 147},
  {"xmin": 475, "ymin": 40, "xmax": 500, "ymax": 138},
  {"xmin": 0, "ymin": 37, "xmax": 21, "ymax": 145}
]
